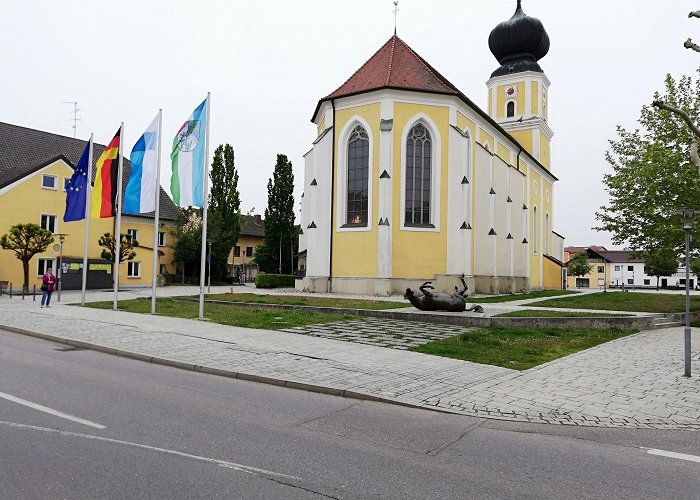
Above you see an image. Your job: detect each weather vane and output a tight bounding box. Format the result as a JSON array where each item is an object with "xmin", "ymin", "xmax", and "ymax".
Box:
[{"xmin": 393, "ymin": 1, "xmax": 399, "ymax": 35}]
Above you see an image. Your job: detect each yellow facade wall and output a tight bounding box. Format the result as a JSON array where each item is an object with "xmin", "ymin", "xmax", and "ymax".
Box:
[
  {"xmin": 495, "ymin": 81, "xmax": 525, "ymax": 119},
  {"xmin": 331, "ymin": 103, "xmax": 381, "ymax": 278},
  {"xmin": 0, "ymin": 159, "xmax": 176, "ymax": 289},
  {"xmin": 228, "ymin": 234, "xmax": 264, "ymax": 267},
  {"xmin": 391, "ymin": 102, "xmax": 449, "ymax": 278},
  {"xmin": 509, "ymin": 130, "xmax": 532, "ymax": 158},
  {"xmin": 457, "ymin": 112, "xmax": 476, "ymax": 139},
  {"xmin": 479, "ymin": 129, "xmax": 495, "ymax": 153},
  {"xmin": 542, "ymin": 257, "xmax": 561, "ymax": 289},
  {"xmin": 531, "ymin": 81, "xmax": 539, "ymax": 115},
  {"xmin": 540, "ymin": 130, "xmax": 551, "ymax": 169},
  {"xmin": 496, "ymin": 142, "xmax": 510, "ymax": 165}
]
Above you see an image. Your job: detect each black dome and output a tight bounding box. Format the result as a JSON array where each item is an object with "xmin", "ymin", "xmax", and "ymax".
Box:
[{"xmin": 488, "ymin": 0, "xmax": 550, "ymax": 78}]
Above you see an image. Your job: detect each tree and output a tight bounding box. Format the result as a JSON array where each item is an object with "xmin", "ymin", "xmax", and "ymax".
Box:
[
  {"xmin": 567, "ymin": 251, "xmax": 593, "ymax": 283},
  {"xmin": 254, "ymin": 154, "xmax": 296, "ymax": 274},
  {"xmin": 99, "ymin": 233, "xmax": 138, "ymax": 283},
  {"xmin": 595, "ymin": 71, "xmax": 700, "ymax": 254},
  {"xmin": 170, "ymin": 208, "xmax": 202, "ymax": 281},
  {"xmin": 207, "ymin": 144, "xmax": 242, "ymax": 282},
  {"xmin": 0, "ymin": 223, "xmax": 54, "ymax": 292},
  {"xmin": 644, "ymin": 248, "xmax": 679, "ymax": 290}
]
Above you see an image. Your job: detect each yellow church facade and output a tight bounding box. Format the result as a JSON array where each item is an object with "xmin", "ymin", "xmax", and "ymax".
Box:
[
  {"xmin": 298, "ymin": 2, "xmax": 564, "ymax": 295},
  {"xmin": 0, "ymin": 123, "xmax": 179, "ymax": 292}
]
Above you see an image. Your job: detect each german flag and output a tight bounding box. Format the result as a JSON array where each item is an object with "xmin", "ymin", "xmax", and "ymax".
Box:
[{"xmin": 91, "ymin": 127, "xmax": 121, "ymax": 218}]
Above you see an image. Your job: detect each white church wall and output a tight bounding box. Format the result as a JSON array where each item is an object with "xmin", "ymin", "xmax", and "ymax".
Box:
[
  {"xmin": 494, "ymin": 156, "xmax": 509, "ymax": 277},
  {"xmin": 446, "ymin": 125, "xmax": 470, "ymax": 275},
  {"xmin": 511, "ymin": 171, "xmax": 526, "ymax": 277},
  {"xmin": 474, "ymin": 144, "xmax": 492, "ymax": 277},
  {"xmin": 305, "ymin": 128, "xmax": 333, "ymax": 278}
]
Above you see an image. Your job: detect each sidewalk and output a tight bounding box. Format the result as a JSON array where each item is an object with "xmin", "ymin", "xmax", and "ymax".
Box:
[{"xmin": 1, "ymin": 291, "xmax": 698, "ymax": 430}]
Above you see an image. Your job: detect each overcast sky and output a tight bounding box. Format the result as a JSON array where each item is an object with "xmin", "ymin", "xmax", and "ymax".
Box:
[{"xmin": 2, "ymin": 0, "xmax": 699, "ymax": 248}]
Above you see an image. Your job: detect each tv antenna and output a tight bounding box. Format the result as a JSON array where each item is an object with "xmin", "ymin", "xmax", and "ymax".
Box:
[
  {"xmin": 61, "ymin": 101, "xmax": 80, "ymax": 137},
  {"xmin": 393, "ymin": 2, "xmax": 399, "ymax": 35}
]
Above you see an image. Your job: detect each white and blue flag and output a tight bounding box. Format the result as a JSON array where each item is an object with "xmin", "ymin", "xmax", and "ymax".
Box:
[{"xmin": 124, "ymin": 114, "xmax": 160, "ymax": 214}]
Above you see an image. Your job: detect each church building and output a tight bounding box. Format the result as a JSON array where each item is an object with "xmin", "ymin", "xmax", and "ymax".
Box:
[{"xmin": 298, "ymin": 1, "xmax": 565, "ymax": 295}]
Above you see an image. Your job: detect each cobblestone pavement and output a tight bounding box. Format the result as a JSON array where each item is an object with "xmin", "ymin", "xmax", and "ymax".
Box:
[
  {"xmin": 1, "ymin": 296, "xmax": 699, "ymax": 430},
  {"xmin": 281, "ymin": 318, "xmax": 474, "ymax": 349}
]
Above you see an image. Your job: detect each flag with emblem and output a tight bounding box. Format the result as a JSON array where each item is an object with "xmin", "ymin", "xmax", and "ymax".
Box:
[
  {"xmin": 170, "ymin": 97, "xmax": 207, "ymax": 207},
  {"xmin": 64, "ymin": 138, "xmax": 92, "ymax": 222}
]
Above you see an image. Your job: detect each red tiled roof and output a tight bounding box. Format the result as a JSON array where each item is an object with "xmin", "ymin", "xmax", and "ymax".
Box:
[{"xmin": 324, "ymin": 35, "xmax": 460, "ymax": 101}]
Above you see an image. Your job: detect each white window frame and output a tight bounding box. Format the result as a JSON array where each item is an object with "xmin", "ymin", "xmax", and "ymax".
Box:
[
  {"xmin": 400, "ymin": 114, "xmax": 441, "ymax": 232},
  {"xmin": 63, "ymin": 176, "xmax": 71, "ymax": 192},
  {"xmin": 126, "ymin": 228, "xmax": 138, "ymax": 243},
  {"xmin": 157, "ymin": 231, "xmax": 166, "ymax": 247},
  {"xmin": 336, "ymin": 116, "xmax": 374, "ymax": 232},
  {"xmin": 37, "ymin": 258, "xmax": 56, "ymax": 277},
  {"xmin": 40, "ymin": 213, "xmax": 57, "ymax": 234},
  {"xmin": 42, "ymin": 174, "xmax": 58, "ymax": 190},
  {"xmin": 127, "ymin": 261, "xmax": 141, "ymax": 278}
]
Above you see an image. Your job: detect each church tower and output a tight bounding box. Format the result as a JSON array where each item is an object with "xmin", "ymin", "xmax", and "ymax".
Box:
[{"xmin": 486, "ymin": 0, "xmax": 553, "ymax": 169}]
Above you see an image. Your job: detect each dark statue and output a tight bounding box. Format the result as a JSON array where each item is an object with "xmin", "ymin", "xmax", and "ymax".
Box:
[{"xmin": 404, "ymin": 276, "xmax": 484, "ymax": 313}]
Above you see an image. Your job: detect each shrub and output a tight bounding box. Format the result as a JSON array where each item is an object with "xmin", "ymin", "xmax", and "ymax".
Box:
[{"xmin": 255, "ymin": 273, "xmax": 296, "ymax": 288}]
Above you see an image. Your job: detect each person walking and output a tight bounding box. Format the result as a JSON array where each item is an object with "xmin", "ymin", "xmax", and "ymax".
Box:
[{"xmin": 40, "ymin": 268, "xmax": 57, "ymax": 308}]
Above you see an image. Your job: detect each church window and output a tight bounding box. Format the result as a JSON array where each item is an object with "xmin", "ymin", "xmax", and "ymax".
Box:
[
  {"xmin": 533, "ymin": 207, "xmax": 538, "ymax": 254},
  {"xmin": 405, "ymin": 124, "xmax": 432, "ymax": 226},
  {"xmin": 346, "ymin": 125, "xmax": 369, "ymax": 226},
  {"xmin": 506, "ymin": 101, "xmax": 515, "ymax": 118}
]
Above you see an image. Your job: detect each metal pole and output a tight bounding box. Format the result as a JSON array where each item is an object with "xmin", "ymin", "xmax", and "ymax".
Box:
[
  {"xmin": 113, "ymin": 123, "xmax": 125, "ymax": 311},
  {"xmin": 199, "ymin": 93, "xmax": 211, "ymax": 321},
  {"xmin": 81, "ymin": 135, "xmax": 94, "ymax": 306},
  {"xmin": 684, "ymin": 216, "xmax": 692, "ymax": 377},
  {"xmin": 207, "ymin": 240, "xmax": 211, "ymax": 293},
  {"xmin": 57, "ymin": 235, "xmax": 64, "ymax": 302},
  {"xmin": 151, "ymin": 110, "xmax": 163, "ymax": 315}
]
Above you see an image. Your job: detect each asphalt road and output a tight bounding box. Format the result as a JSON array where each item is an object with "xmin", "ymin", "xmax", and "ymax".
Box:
[{"xmin": 1, "ymin": 329, "xmax": 698, "ymax": 499}]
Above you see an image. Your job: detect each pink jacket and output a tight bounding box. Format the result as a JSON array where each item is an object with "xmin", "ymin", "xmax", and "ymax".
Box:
[{"xmin": 42, "ymin": 273, "xmax": 57, "ymax": 292}]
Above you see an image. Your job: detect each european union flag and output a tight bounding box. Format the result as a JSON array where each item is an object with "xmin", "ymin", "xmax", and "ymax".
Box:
[{"xmin": 64, "ymin": 139, "xmax": 92, "ymax": 222}]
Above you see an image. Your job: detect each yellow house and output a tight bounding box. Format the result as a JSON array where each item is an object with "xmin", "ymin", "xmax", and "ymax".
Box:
[
  {"xmin": 0, "ymin": 122, "xmax": 180, "ymax": 291},
  {"xmin": 228, "ymin": 214, "xmax": 265, "ymax": 282},
  {"xmin": 298, "ymin": 1, "xmax": 564, "ymax": 295},
  {"xmin": 564, "ymin": 246, "xmax": 609, "ymax": 289}
]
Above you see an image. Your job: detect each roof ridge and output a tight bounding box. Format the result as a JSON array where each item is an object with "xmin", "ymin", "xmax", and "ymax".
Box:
[
  {"xmin": 385, "ymin": 36, "xmax": 397, "ymax": 86},
  {"xmin": 397, "ymin": 37, "xmax": 460, "ymax": 93}
]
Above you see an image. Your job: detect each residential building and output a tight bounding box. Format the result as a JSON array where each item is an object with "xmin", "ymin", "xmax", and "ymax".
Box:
[
  {"xmin": 0, "ymin": 122, "xmax": 180, "ymax": 291},
  {"xmin": 228, "ymin": 214, "xmax": 264, "ymax": 282},
  {"xmin": 298, "ymin": 2, "xmax": 564, "ymax": 295}
]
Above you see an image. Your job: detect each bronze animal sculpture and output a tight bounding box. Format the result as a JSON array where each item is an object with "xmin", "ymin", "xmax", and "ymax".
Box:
[{"xmin": 404, "ymin": 276, "xmax": 484, "ymax": 313}]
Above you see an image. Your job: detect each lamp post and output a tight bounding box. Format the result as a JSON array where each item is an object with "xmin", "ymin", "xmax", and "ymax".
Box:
[
  {"xmin": 55, "ymin": 233, "xmax": 67, "ymax": 302},
  {"xmin": 679, "ymin": 210, "xmax": 698, "ymax": 377}
]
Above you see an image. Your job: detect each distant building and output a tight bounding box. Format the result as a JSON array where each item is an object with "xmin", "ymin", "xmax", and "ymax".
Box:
[
  {"xmin": 228, "ymin": 214, "xmax": 264, "ymax": 282},
  {"xmin": 0, "ymin": 122, "xmax": 180, "ymax": 291}
]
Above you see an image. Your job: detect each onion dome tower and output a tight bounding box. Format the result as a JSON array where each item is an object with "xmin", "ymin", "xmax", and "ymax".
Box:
[{"xmin": 486, "ymin": 0, "xmax": 553, "ymax": 169}]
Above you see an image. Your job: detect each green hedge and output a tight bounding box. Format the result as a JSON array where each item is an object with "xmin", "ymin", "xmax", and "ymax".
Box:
[{"xmin": 255, "ymin": 273, "xmax": 296, "ymax": 288}]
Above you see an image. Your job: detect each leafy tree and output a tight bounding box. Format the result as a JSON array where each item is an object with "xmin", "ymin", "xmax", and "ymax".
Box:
[
  {"xmin": 567, "ymin": 251, "xmax": 593, "ymax": 280},
  {"xmin": 595, "ymin": 71, "xmax": 700, "ymax": 253},
  {"xmin": 170, "ymin": 208, "xmax": 202, "ymax": 281},
  {"xmin": 644, "ymin": 248, "xmax": 679, "ymax": 290},
  {"xmin": 254, "ymin": 154, "xmax": 296, "ymax": 274},
  {"xmin": 99, "ymin": 232, "xmax": 138, "ymax": 269},
  {"xmin": 207, "ymin": 144, "xmax": 241, "ymax": 282},
  {"xmin": 0, "ymin": 223, "xmax": 54, "ymax": 292}
]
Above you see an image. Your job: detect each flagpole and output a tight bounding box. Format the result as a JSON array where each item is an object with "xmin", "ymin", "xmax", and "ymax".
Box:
[
  {"xmin": 199, "ymin": 93, "xmax": 211, "ymax": 321},
  {"xmin": 113, "ymin": 122, "xmax": 125, "ymax": 311},
  {"xmin": 80, "ymin": 134, "xmax": 94, "ymax": 306},
  {"xmin": 151, "ymin": 110, "xmax": 163, "ymax": 315}
]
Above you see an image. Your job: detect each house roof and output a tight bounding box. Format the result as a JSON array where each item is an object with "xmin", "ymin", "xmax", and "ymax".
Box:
[
  {"xmin": 598, "ymin": 250, "xmax": 645, "ymax": 263},
  {"xmin": 0, "ymin": 121, "xmax": 181, "ymax": 221},
  {"xmin": 312, "ymin": 35, "xmax": 557, "ymax": 183},
  {"xmin": 240, "ymin": 214, "xmax": 265, "ymax": 237},
  {"xmin": 564, "ymin": 245, "xmax": 608, "ymax": 255},
  {"xmin": 325, "ymin": 35, "xmax": 461, "ymax": 101}
]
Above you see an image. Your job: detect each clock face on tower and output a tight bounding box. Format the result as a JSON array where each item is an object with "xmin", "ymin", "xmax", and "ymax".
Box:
[{"xmin": 505, "ymin": 85, "xmax": 518, "ymax": 98}]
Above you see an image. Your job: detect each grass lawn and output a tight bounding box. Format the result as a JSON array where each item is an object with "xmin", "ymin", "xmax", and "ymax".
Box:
[
  {"xmin": 468, "ymin": 289, "xmax": 578, "ymax": 303},
  {"xmin": 86, "ymin": 298, "xmax": 354, "ymax": 330},
  {"xmin": 495, "ymin": 309, "xmax": 630, "ymax": 318},
  {"xmin": 204, "ymin": 293, "xmax": 410, "ymax": 310},
  {"xmin": 409, "ymin": 326, "xmax": 637, "ymax": 370},
  {"xmin": 530, "ymin": 291, "xmax": 700, "ymax": 313}
]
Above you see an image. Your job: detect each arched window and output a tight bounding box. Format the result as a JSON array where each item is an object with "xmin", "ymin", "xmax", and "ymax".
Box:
[
  {"xmin": 506, "ymin": 101, "xmax": 515, "ymax": 118},
  {"xmin": 533, "ymin": 206, "xmax": 539, "ymax": 254},
  {"xmin": 346, "ymin": 125, "xmax": 369, "ymax": 225},
  {"xmin": 405, "ymin": 123, "xmax": 432, "ymax": 226}
]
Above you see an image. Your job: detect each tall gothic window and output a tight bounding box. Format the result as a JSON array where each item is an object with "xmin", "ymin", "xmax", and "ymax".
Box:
[
  {"xmin": 346, "ymin": 125, "xmax": 369, "ymax": 225},
  {"xmin": 405, "ymin": 123, "xmax": 432, "ymax": 226}
]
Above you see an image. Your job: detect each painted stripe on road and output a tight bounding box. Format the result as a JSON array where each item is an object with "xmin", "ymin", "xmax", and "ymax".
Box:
[
  {"xmin": 0, "ymin": 420, "xmax": 302, "ymax": 480},
  {"xmin": 0, "ymin": 391, "xmax": 106, "ymax": 429},
  {"xmin": 646, "ymin": 448, "xmax": 700, "ymax": 464}
]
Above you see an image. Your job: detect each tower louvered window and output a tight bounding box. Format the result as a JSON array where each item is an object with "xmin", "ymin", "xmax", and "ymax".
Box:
[
  {"xmin": 346, "ymin": 125, "xmax": 369, "ymax": 225},
  {"xmin": 405, "ymin": 124, "xmax": 432, "ymax": 226}
]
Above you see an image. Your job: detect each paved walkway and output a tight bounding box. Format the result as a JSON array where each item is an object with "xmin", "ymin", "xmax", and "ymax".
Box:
[{"xmin": 1, "ymin": 288, "xmax": 699, "ymax": 430}]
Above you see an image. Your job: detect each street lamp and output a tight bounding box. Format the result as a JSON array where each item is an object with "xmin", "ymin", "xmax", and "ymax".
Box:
[
  {"xmin": 679, "ymin": 210, "xmax": 698, "ymax": 377},
  {"xmin": 55, "ymin": 233, "xmax": 67, "ymax": 302}
]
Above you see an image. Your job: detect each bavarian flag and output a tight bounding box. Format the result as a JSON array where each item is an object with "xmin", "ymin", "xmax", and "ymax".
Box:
[{"xmin": 91, "ymin": 127, "xmax": 121, "ymax": 218}]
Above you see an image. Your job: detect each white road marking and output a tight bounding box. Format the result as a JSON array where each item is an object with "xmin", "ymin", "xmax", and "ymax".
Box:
[
  {"xmin": 0, "ymin": 420, "xmax": 302, "ymax": 480},
  {"xmin": 0, "ymin": 391, "xmax": 106, "ymax": 429},
  {"xmin": 646, "ymin": 448, "xmax": 700, "ymax": 464}
]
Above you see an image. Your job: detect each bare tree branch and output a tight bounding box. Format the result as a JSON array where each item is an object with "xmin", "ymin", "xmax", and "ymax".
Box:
[
  {"xmin": 684, "ymin": 38, "xmax": 700, "ymax": 52},
  {"xmin": 689, "ymin": 10, "xmax": 700, "ymax": 18},
  {"xmin": 652, "ymin": 99, "xmax": 700, "ymax": 137}
]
